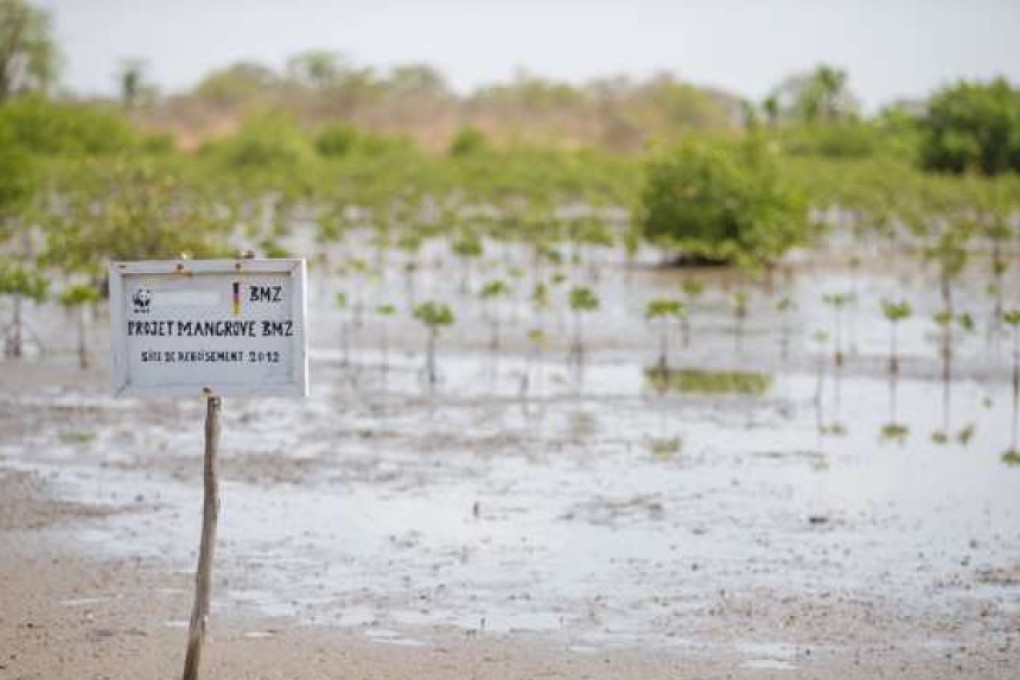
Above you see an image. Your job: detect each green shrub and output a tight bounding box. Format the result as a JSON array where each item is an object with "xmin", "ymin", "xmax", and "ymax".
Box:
[
  {"xmin": 448, "ymin": 126, "xmax": 488, "ymax": 157},
  {"xmin": 315, "ymin": 122, "xmax": 360, "ymax": 157},
  {"xmin": 0, "ymin": 97, "xmax": 136, "ymax": 156},
  {"xmin": 920, "ymin": 78, "xmax": 1020, "ymax": 176},
  {"xmin": 203, "ymin": 110, "xmax": 315, "ymax": 178},
  {"xmin": 639, "ymin": 138, "xmax": 807, "ymax": 265}
]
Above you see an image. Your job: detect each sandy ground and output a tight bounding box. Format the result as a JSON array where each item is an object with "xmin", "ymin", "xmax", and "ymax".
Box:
[
  {"xmin": 2, "ymin": 498, "xmax": 1015, "ymax": 680},
  {"xmin": 2, "ymin": 360, "xmax": 1018, "ymax": 680}
]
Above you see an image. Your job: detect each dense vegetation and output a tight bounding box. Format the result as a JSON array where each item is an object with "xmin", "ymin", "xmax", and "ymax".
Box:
[{"xmin": 1, "ymin": 0, "xmax": 1019, "ymax": 367}]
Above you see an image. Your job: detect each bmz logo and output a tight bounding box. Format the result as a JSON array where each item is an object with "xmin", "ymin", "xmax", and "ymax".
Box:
[{"xmin": 132, "ymin": 287, "xmax": 153, "ymax": 313}]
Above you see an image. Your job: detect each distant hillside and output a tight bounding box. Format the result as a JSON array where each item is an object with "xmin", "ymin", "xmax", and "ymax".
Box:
[{"xmin": 133, "ymin": 54, "xmax": 744, "ymax": 152}]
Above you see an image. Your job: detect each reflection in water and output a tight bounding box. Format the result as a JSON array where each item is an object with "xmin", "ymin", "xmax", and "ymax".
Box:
[
  {"xmin": 825, "ymin": 359, "xmax": 847, "ymax": 436},
  {"xmin": 776, "ymin": 297, "xmax": 795, "ymax": 362},
  {"xmin": 567, "ymin": 410, "xmax": 598, "ymax": 442},
  {"xmin": 646, "ymin": 436, "xmax": 682, "ymax": 459},
  {"xmin": 1005, "ymin": 329, "xmax": 1020, "ymax": 464},
  {"xmin": 645, "ymin": 367, "xmax": 771, "ymax": 396},
  {"xmin": 927, "ymin": 341, "xmax": 977, "ymax": 447},
  {"xmin": 519, "ymin": 330, "xmax": 545, "ymax": 401},
  {"xmin": 646, "ymin": 390, "xmax": 682, "ymax": 460},
  {"xmin": 811, "ymin": 331, "xmax": 845, "ymax": 436},
  {"xmin": 880, "ymin": 373, "xmax": 909, "ymax": 444},
  {"xmin": 931, "ymin": 321, "xmax": 954, "ymax": 444}
]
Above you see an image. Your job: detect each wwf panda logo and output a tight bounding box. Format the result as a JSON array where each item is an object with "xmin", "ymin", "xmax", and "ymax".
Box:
[{"xmin": 132, "ymin": 287, "xmax": 153, "ymax": 313}]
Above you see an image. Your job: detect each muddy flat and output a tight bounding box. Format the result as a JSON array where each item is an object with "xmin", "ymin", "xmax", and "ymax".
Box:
[{"xmin": 2, "ymin": 249, "xmax": 1019, "ymax": 679}]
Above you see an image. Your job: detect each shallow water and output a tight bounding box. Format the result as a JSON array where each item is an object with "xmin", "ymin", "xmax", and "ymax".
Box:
[{"xmin": 2, "ymin": 233, "xmax": 1019, "ymax": 654}]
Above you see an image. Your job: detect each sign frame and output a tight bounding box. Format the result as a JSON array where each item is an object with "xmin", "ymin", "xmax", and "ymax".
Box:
[{"xmin": 109, "ymin": 258, "xmax": 308, "ymax": 398}]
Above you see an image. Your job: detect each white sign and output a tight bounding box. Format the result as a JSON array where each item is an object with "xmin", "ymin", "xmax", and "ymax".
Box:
[{"xmin": 109, "ymin": 259, "xmax": 308, "ymax": 397}]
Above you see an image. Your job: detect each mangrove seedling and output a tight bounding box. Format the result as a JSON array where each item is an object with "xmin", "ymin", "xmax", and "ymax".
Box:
[
  {"xmin": 645, "ymin": 298, "xmax": 685, "ymax": 372},
  {"xmin": 957, "ymin": 312, "xmax": 975, "ymax": 334},
  {"xmin": 336, "ymin": 292, "xmax": 351, "ymax": 368},
  {"xmin": 931, "ymin": 311, "xmax": 958, "ymax": 444},
  {"xmin": 521, "ymin": 327, "xmax": 547, "ymax": 398},
  {"xmin": 923, "ymin": 227, "xmax": 969, "ymax": 315},
  {"xmin": 531, "ymin": 281, "xmax": 550, "ymax": 326},
  {"xmin": 479, "ymin": 279, "xmax": 510, "ymax": 353},
  {"xmin": 413, "ymin": 301, "xmax": 455, "ymax": 388},
  {"xmin": 880, "ymin": 422, "xmax": 910, "ymax": 445},
  {"xmin": 848, "ymin": 254, "xmax": 862, "ymax": 352},
  {"xmin": 822, "ymin": 293, "xmax": 852, "ymax": 367},
  {"xmin": 530, "ymin": 281, "xmax": 552, "ymax": 344},
  {"xmin": 880, "ymin": 299, "xmax": 912, "ymax": 375},
  {"xmin": 679, "ymin": 279, "xmax": 704, "ymax": 347},
  {"xmin": 1004, "ymin": 310, "xmax": 1020, "ymax": 462},
  {"xmin": 732, "ymin": 290, "xmax": 749, "ymax": 353},
  {"xmin": 984, "ymin": 207, "xmax": 1010, "ymax": 332},
  {"xmin": 568, "ymin": 286, "xmax": 600, "ymax": 370},
  {"xmin": 397, "ymin": 231, "xmax": 424, "ymax": 305},
  {"xmin": 776, "ymin": 296, "xmax": 796, "ymax": 360},
  {"xmin": 933, "ymin": 309, "xmax": 954, "ymax": 383},
  {"xmin": 59, "ymin": 284, "xmax": 101, "ymax": 370},
  {"xmin": 0, "ymin": 261, "xmax": 49, "ymax": 359},
  {"xmin": 812, "ymin": 330, "xmax": 829, "ymax": 434},
  {"xmin": 376, "ymin": 303, "xmax": 396, "ymax": 375}
]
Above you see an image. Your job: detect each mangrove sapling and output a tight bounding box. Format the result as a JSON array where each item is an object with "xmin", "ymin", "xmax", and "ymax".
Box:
[
  {"xmin": 812, "ymin": 330, "xmax": 829, "ymax": 434},
  {"xmin": 549, "ymin": 271, "xmax": 568, "ymax": 333},
  {"xmin": 776, "ymin": 296, "xmax": 796, "ymax": 360},
  {"xmin": 336, "ymin": 292, "xmax": 351, "ymax": 369},
  {"xmin": 924, "ymin": 227, "xmax": 969, "ymax": 317},
  {"xmin": 880, "ymin": 299, "xmax": 912, "ymax": 375},
  {"xmin": 1003, "ymin": 310, "xmax": 1020, "ymax": 464},
  {"xmin": 732, "ymin": 290, "xmax": 749, "ymax": 354},
  {"xmin": 848, "ymin": 255, "xmax": 861, "ymax": 354},
  {"xmin": 534, "ymin": 242, "xmax": 564, "ymax": 283},
  {"xmin": 376, "ymin": 303, "xmax": 396, "ymax": 376},
  {"xmin": 452, "ymin": 231, "xmax": 484, "ymax": 293},
  {"xmin": 987, "ymin": 279, "xmax": 1006, "ymax": 349},
  {"xmin": 987, "ymin": 228, "xmax": 1009, "ymax": 340},
  {"xmin": 645, "ymin": 299, "xmax": 684, "ymax": 373},
  {"xmin": 521, "ymin": 328, "xmax": 546, "ymax": 399},
  {"xmin": 59, "ymin": 284, "xmax": 100, "ymax": 370},
  {"xmin": 679, "ymin": 279, "xmax": 704, "ymax": 348},
  {"xmin": 575, "ymin": 218, "xmax": 614, "ymax": 283},
  {"xmin": 507, "ymin": 266, "xmax": 526, "ymax": 323},
  {"xmin": 530, "ymin": 282, "xmax": 550, "ymax": 335},
  {"xmin": 413, "ymin": 301, "xmax": 455, "ymax": 389},
  {"xmin": 931, "ymin": 310, "xmax": 957, "ymax": 444},
  {"xmin": 933, "ymin": 309, "xmax": 975, "ymax": 386},
  {"xmin": 623, "ymin": 228, "xmax": 640, "ymax": 289},
  {"xmin": 259, "ymin": 238, "xmax": 291, "ymax": 259},
  {"xmin": 479, "ymin": 279, "xmax": 510, "ymax": 353},
  {"xmin": 880, "ymin": 370, "xmax": 910, "ymax": 445},
  {"xmin": 822, "ymin": 293, "xmax": 852, "ymax": 367},
  {"xmin": 567, "ymin": 286, "xmax": 600, "ymax": 375},
  {"xmin": 529, "ymin": 282, "xmax": 551, "ymax": 372},
  {"xmin": 346, "ymin": 258, "xmax": 370, "ymax": 328},
  {"xmin": 397, "ymin": 231, "xmax": 424, "ymax": 306},
  {"xmin": 0, "ymin": 262, "xmax": 49, "ymax": 359},
  {"xmin": 978, "ymin": 177, "xmax": 1013, "ymax": 342}
]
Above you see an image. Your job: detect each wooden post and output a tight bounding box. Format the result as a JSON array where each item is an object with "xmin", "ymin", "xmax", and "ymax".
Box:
[{"xmin": 181, "ymin": 394, "xmax": 222, "ymax": 680}]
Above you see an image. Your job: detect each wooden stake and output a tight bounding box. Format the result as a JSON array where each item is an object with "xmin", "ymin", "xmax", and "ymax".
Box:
[{"xmin": 181, "ymin": 394, "xmax": 222, "ymax": 680}]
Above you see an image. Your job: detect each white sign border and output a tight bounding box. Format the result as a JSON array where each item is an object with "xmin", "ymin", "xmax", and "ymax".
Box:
[{"xmin": 109, "ymin": 259, "xmax": 308, "ymax": 398}]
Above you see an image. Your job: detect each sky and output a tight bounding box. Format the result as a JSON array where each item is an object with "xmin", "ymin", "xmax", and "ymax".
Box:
[{"xmin": 36, "ymin": 0, "xmax": 1020, "ymax": 111}]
